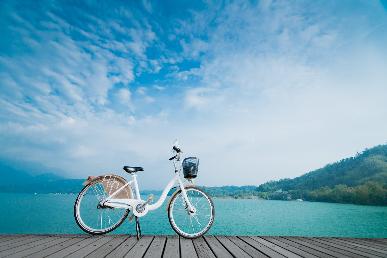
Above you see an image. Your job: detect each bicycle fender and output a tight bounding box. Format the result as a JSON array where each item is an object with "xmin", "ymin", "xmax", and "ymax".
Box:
[{"xmin": 84, "ymin": 174, "xmax": 134, "ymax": 199}]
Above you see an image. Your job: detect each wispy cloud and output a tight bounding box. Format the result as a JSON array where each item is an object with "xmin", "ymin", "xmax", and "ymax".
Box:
[{"xmin": 0, "ymin": 0, "xmax": 386, "ymax": 188}]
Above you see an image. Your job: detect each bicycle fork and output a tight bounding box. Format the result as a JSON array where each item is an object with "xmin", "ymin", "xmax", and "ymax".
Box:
[{"xmin": 178, "ymin": 177, "xmax": 196, "ymax": 214}]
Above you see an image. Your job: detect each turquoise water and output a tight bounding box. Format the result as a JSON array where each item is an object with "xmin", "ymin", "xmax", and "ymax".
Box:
[{"xmin": 0, "ymin": 193, "xmax": 386, "ymax": 237}]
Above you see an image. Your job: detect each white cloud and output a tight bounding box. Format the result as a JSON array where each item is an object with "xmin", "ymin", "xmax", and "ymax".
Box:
[
  {"xmin": 137, "ymin": 87, "xmax": 146, "ymax": 95},
  {"xmin": 0, "ymin": 1, "xmax": 169, "ymax": 185},
  {"xmin": 116, "ymin": 88, "xmax": 132, "ymax": 105},
  {"xmin": 173, "ymin": 0, "xmax": 387, "ymax": 186},
  {"xmin": 142, "ymin": 0, "xmax": 153, "ymax": 13},
  {"xmin": 184, "ymin": 87, "xmax": 219, "ymax": 110},
  {"xmin": 1, "ymin": 0, "xmax": 387, "ymax": 189}
]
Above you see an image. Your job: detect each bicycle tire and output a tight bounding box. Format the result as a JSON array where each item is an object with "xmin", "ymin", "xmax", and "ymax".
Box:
[{"xmin": 168, "ymin": 186, "xmax": 215, "ymax": 239}]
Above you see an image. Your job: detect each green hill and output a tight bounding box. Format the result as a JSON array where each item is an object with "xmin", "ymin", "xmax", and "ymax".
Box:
[
  {"xmin": 258, "ymin": 145, "xmax": 387, "ymax": 191},
  {"xmin": 257, "ymin": 144, "xmax": 387, "ymax": 205},
  {"xmin": 205, "ymin": 144, "xmax": 387, "ymax": 205}
]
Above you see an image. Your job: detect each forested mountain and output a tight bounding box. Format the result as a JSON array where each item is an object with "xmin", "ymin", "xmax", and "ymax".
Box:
[
  {"xmin": 258, "ymin": 145, "xmax": 387, "ymax": 191},
  {"xmin": 204, "ymin": 144, "xmax": 387, "ymax": 205}
]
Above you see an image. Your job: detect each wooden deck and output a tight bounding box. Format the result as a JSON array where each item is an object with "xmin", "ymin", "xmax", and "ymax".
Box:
[{"xmin": 0, "ymin": 235, "xmax": 385, "ymax": 258}]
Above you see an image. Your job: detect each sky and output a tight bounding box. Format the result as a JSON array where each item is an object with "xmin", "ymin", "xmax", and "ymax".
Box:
[{"xmin": 1, "ymin": 0, "xmax": 387, "ymax": 189}]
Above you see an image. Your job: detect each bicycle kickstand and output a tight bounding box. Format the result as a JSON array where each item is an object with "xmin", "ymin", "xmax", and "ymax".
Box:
[{"xmin": 135, "ymin": 216, "xmax": 142, "ymax": 240}]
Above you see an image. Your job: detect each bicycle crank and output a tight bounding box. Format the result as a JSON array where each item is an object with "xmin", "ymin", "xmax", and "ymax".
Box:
[{"xmin": 129, "ymin": 194, "xmax": 154, "ymax": 219}]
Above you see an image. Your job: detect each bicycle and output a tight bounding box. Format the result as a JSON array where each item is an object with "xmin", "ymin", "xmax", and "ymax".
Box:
[{"xmin": 74, "ymin": 141, "xmax": 215, "ymax": 239}]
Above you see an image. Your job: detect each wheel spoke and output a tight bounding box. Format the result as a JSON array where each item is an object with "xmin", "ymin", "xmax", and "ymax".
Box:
[
  {"xmin": 106, "ymin": 212, "xmax": 112, "ymax": 225},
  {"xmin": 100, "ymin": 211, "xmax": 103, "ymax": 229},
  {"xmin": 193, "ymin": 215, "xmax": 202, "ymax": 227},
  {"xmin": 189, "ymin": 215, "xmax": 195, "ymax": 233}
]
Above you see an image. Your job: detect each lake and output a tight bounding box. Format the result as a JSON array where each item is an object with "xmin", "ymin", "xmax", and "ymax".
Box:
[{"xmin": 0, "ymin": 193, "xmax": 386, "ymax": 237}]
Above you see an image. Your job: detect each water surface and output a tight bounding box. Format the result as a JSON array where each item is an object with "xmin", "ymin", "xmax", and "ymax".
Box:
[{"xmin": 0, "ymin": 193, "xmax": 386, "ymax": 237}]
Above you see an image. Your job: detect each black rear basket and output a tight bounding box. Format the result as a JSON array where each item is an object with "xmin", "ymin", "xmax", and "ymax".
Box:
[{"xmin": 182, "ymin": 157, "xmax": 199, "ymax": 179}]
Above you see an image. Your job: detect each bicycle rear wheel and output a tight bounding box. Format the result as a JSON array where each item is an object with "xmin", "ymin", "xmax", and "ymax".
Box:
[
  {"xmin": 74, "ymin": 175, "xmax": 130, "ymax": 235},
  {"xmin": 168, "ymin": 186, "xmax": 215, "ymax": 238}
]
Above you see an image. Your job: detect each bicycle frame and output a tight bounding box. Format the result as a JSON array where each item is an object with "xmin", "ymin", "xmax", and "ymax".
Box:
[{"xmin": 102, "ymin": 162, "xmax": 194, "ymax": 217}]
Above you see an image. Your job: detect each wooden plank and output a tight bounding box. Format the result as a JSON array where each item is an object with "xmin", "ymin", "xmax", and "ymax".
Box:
[
  {"xmin": 0, "ymin": 235, "xmax": 47, "ymax": 252},
  {"xmin": 192, "ymin": 237, "xmax": 216, "ymax": 258},
  {"xmin": 228, "ymin": 236, "xmax": 267, "ymax": 258},
  {"xmin": 365, "ymin": 239, "xmax": 387, "ymax": 249},
  {"xmin": 371, "ymin": 239, "xmax": 387, "ymax": 244},
  {"xmin": 162, "ymin": 236, "xmax": 179, "ymax": 258},
  {"xmin": 65, "ymin": 236, "xmax": 114, "ymax": 258},
  {"xmin": 105, "ymin": 236, "xmax": 138, "ymax": 258},
  {"xmin": 46, "ymin": 236, "xmax": 103, "ymax": 258},
  {"xmin": 0, "ymin": 237, "xmax": 11, "ymax": 244},
  {"xmin": 340, "ymin": 238, "xmax": 387, "ymax": 251},
  {"xmin": 124, "ymin": 236, "xmax": 153, "ymax": 258},
  {"xmin": 262, "ymin": 237, "xmax": 319, "ymax": 258},
  {"xmin": 0, "ymin": 235, "xmax": 30, "ymax": 239},
  {"xmin": 329, "ymin": 237, "xmax": 386, "ymax": 254},
  {"xmin": 48, "ymin": 234, "xmax": 89, "ymax": 238},
  {"xmin": 356, "ymin": 238, "xmax": 387, "ymax": 243},
  {"xmin": 322, "ymin": 238, "xmax": 387, "ymax": 257},
  {"xmin": 28, "ymin": 237, "xmax": 88, "ymax": 258},
  {"xmin": 85, "ymin": 235, "xmax": 129, "ymax": 258},
  {"xmin": 358, "ymin": 238, "xmax": 387, "ymax": 249},
  {"xmin": 0, "ymin": 236, "xmax": 33, "ymax": 247},
  {"xmin": 239, "ymin": 236, "xmax": 283, "ymax": 258},
  {"xmin": 0, "ymin": 236, "xmax": 59, "ymax": 257},
  {"xmin": 0, "ymin": 236, "xmax": 48, "ymax": 253},
  {"xmin": 275, "ymin": 237, "xmax": 333, "ymax": 258},
  {"xmin": 300, "ymin": 237, "xmax": 364, "ymax": 258},
  {"xmin": 252, "ymin": 237, "xmax": 301, "ymax": 258},
  {"xmin": 6, "ymin": 237, "xmax": 70, "ymax": 258},
  {"xmin": 216, "ymin": 236, "xmax": 250, "ymax": 258},
  {"xmin": 285, "ymin": 237, "xmax": 348, "ymax": 258},
  {"xmin": 0, "ymin": 236, "xmax": 26, "ymax": 244},
  {"xmin": 144, "ymin": 236, "xmax": 166, "ymax": 258},
  {"xmin": 0, "ymin": 234, "xmax": 385, "ymax": 258},
  {"xmin": 315, "ymin": 237, "xmax": 385, "ymax": 257},
  {"xmin": 204, "ymin": 236, "xmax": 233, "ymax": 258},
  {"xmin": 180, "ymin": 237, "xmax": 198, "ymax": 258}
]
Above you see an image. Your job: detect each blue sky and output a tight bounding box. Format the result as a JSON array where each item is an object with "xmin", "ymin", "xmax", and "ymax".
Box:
[{"xmin": 1, "ymin": 0, "xmax": 387, "ymax": 189}]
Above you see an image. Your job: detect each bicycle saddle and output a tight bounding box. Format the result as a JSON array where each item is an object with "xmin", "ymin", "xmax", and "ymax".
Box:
[{"xmin": 123, "ymin": 166, "xmax": 144, "ymax": 173}]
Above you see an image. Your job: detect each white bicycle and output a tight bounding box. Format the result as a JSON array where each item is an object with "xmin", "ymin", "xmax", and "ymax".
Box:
[{"xmin": 74, "ymin": 141, "xmax": 215, "ymax": 239}]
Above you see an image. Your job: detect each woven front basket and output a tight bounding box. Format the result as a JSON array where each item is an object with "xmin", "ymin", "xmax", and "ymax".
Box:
[{"xmin": 182, "ymin": 157, "xmax": 199, "ymax": 179}]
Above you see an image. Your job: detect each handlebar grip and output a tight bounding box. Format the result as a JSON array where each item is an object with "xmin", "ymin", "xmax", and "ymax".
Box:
[
  {"xmin": 169, "ymin": 155, "xmax": 176, "ymax": 160},
  {"xmin": 173, "ymin": 146, "xmax": 181, "ymax": 153}
]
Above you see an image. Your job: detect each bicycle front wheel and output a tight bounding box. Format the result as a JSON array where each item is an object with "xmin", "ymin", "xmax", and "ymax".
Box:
[
  {"xmin": 74, "ymin": 175, "xmax": 130, "ymax": 235},
  {"xmin": 168, "ymin": 186, "xmax": 215, "ymax": 238}
]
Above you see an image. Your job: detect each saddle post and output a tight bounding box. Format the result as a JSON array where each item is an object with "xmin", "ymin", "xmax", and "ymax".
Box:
[{"xmin": 132, "ymin": 174, "xmax": 141, "ymax": 200}]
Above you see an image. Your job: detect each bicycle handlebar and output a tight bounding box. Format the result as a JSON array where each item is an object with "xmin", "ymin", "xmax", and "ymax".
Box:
[
  {"xmin": 169, "ymin": 145, "xmax": 182, "ymax": 161},
  {"xmin": 173, "ymin": 146, "xmax": 181, "ymax": 153}
]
